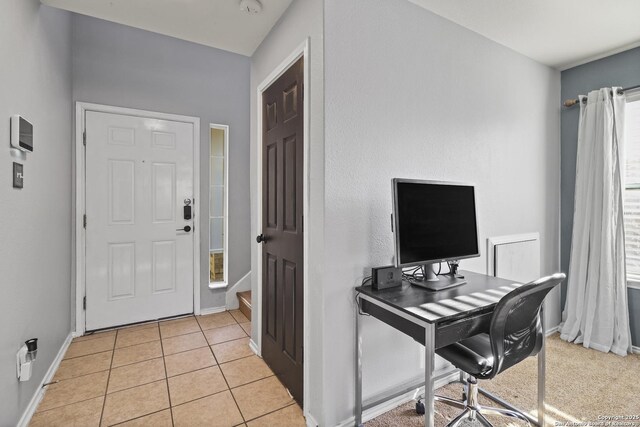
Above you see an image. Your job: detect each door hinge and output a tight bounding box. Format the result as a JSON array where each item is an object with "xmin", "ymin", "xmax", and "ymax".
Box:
[
  {"xmin": 83, "ymin": 214, "xmax": 87, "ymax": 229},
  {"xmin": 83, "ymin": 296, "xmax": 86, "ymax": 310},
  {"xmin": 83, "ymin": 130, "xmax": 87, "ymax": 146}
]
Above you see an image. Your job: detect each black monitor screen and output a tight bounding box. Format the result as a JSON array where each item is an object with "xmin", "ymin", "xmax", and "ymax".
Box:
[
  {"xmin": 19, "ymin": 117, "xmax": 33, "ymax": 151},
  {"xmin": 394, "ymin": 180, "xmax": 479, "ymax": 266}
]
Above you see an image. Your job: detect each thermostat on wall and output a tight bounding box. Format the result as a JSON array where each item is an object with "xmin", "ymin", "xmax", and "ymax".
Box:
[{"xmin": 10, "ymin": 115, "xmax": 33, "ymax": 152}]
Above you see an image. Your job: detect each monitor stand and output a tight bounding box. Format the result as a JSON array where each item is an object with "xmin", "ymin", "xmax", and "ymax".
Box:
[{"xmin": 408, "ymin": 262, "xmax": 467, "ymax": 291}]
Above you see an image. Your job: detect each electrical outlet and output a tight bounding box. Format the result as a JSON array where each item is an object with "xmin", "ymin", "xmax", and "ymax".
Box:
[{"xmin": 13, "ymin": 162, "xmax": 23, "ymax": 189}]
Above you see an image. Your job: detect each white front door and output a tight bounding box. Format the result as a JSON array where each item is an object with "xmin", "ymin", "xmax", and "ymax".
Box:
[{"xmin": 85, "ymin": 111, "xmax": 195, "ymax": 330}]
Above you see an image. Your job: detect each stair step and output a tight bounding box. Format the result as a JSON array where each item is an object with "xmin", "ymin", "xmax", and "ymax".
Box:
[{"xmin": 237, "ymin": 291, "xmax": 251, "ymax": 322}]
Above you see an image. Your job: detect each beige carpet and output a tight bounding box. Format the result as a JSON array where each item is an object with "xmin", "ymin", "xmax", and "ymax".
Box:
[{"xmin": 367, "ymin": 334, "xmax": 640, "ymax": 426}]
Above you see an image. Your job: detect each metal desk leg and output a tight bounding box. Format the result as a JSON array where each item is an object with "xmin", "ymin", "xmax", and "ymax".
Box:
[
  {"xmin": 424, "ymin": 323, "xmax": 436, "ymax": 427},
  {"xmin": 538, "ymin": 308, "xmax": 546, "ymax": 426},
  {"xmin": 355, "ymin": 298, "xmax": 363, "ymax": 427}
]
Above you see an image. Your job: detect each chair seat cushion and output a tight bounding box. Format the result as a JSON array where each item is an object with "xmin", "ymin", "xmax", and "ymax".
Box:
[{"xmin": 436, "ymin": 333, "xmax": 494, "ymax": 378}]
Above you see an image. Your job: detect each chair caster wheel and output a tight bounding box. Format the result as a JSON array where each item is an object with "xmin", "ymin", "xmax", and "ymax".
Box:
[
  {"xmin": 462, "ymin": 392, "xmax": 467, "ymax": 401},
  {"xmin": 416, "ymin": 400, "xmax": 425, "ymax": 415}
]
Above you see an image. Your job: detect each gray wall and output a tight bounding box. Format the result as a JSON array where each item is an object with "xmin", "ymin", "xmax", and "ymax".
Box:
[
  {"xmin": 560, "ymin": 47, "xmax": 640, "ymax": 346},
  {"xmin": 72, "ymin": 14, "xmax": 251, "ymax": 311},
  {"xmin": 0, "ymin": 2, "xmax": 72, "ymax": 425},
  {"xmin": 323, "ymin": 0, "xmax": 561, "ymax": 424},
  {"xmin": 249, "ymin": 0, "xmax": 325, "ymax": 422}
]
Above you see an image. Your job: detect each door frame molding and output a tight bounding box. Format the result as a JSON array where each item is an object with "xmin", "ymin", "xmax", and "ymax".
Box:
[
  {"xmin": 255, "ymin": 38, "xmax": 310, "ymax": 411},
  {"xmin": 74, "ymin": 102, "xmax": 201, "ymax": 336}
]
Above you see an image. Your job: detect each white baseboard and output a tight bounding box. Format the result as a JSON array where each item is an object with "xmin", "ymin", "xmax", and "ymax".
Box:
[
  {"xmin": 225, "ymin": 271, "xmax": 252, "ymax": 310},
  {"xmin": 633, "ymin": 346, "xmax": 640, "ymax": 354},
  {"xmin": 199, "ymin": 306, "xmax": 227, "ymax": 316},
  {"xmin": 335, "ymin": 369, "xmax": 459, "ymax": 427},
  {"xmin": 546, "ymin": 325, "xmax": 560, "ymax": 336},
  {"xmin": 249, "ymin": 338, "xmax": 260, "ymax": 356},
  {"xmin": 17, "ymin": 333, "xmax": 73, "ymax": 427},
  {"xmin": 305, "ymin": 412, "xmax": 319, "ymax": 427}
]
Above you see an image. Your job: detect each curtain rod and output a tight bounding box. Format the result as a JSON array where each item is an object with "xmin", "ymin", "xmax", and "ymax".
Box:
[{"xmin": 563, "ymin": 84, "xmax": 640, "ymax": 108}]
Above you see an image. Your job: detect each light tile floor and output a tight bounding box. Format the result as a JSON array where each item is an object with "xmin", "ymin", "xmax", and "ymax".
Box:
[{"xmin": 30, "ymin": 310, "xmax": 306, "ymax": 427}]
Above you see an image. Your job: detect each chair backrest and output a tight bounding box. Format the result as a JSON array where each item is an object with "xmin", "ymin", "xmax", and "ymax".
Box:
[{"xmin": 488, "ymin": 273, "xmax": 566, "ymax": 378}]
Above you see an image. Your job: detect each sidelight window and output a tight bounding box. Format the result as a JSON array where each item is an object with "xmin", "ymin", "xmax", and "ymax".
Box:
[{"xmin": 210, "ymin": 125, "xmax": 228, "ymax": 287}]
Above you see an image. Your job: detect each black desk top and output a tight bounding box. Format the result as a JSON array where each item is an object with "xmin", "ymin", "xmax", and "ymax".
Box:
[{"xmin": 355, "ymin": 270, "xmax": 521, "ymax": 324}]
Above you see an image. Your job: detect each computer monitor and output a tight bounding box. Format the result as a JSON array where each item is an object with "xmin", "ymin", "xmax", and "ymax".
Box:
[{"xmin": 392, "ymin": 178, "xmax": 480, "ymax": 290}]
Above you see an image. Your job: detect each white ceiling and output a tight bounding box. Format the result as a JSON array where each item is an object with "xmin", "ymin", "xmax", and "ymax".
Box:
[
  {"xmin": 41, "ymin": 0, "xmax": 294, "ymax": 56},
  {"xmin": 42, "ymin": 0, "xmax": 640, "ymax": 67},
  {"xmin": 408, "ymin": 0, "xmax": 640, "ymax": 70}
]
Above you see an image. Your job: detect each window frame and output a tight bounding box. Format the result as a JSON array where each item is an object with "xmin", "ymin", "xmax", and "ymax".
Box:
[
  {"xmin": 209, "ymin": 124, "xmax": 229, "ymax": 289},
  {"xmin": 623, "ymin": 90, "xmax": 640, "ymax": 290}
]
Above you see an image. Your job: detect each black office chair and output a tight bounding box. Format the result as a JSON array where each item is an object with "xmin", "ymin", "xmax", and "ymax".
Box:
[{"xmin": 433, "ymin": 273, "xmax": 566, "ymax": 427}]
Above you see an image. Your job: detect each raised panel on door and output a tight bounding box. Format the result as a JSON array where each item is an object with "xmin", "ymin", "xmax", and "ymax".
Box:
[
  {"xmin": 152, "ymin": 240, "xmax": 176, "ymax": 294},
  {"xmin": 266, "ymin": 102, "xmax": 278, "ymax": 131},
  {"xmin": 108, "ymin": 160, "xmax": 135, "ymax": 225},
  {"xmin": 152, "ymin": 162, "xmax": 176, "ymax": 223},
  {"xmin": 266, "ymin": 253, "xmax": 278, "ymax": 340},
  {"xmin": 282, "ymin": 82, "xmax": 298, "ymax": 122},
  {"xmin": 283, "ymin": 135, "xmax": 297, "ymax": 232},
  {"xmin": 283, "ymin": 260, "xmax": 297, "ymax": 360},
  {"xmin": 108, "ymin": 126, "xmax": 135, "ymax": 146},
  {"xmin": 266, "ymin": 142, "xmax": 278, "ymax": 230},
  {"xmin": 108, "ymin": 242, "xmax": 135, "ymax": 300},
  {"xmin": 152, "ymin": 131, "xmax": 176, "ymax": 150}
]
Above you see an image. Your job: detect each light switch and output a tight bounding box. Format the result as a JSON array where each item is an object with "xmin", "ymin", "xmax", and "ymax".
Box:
[{"xmin": 13, "ymin": 162, "xmax": 23, "ymax": 189}]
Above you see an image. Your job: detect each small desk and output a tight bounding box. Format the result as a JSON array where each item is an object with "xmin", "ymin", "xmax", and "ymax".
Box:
[{"xmin": 355, "ymin": 270, "xmax": 545, "ymax": 427}]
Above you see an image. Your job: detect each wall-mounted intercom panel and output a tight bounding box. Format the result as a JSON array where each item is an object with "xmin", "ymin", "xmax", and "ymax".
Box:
[{"xmin": 10, "ymin": 115, "xmax": 33, "ymax": 152}]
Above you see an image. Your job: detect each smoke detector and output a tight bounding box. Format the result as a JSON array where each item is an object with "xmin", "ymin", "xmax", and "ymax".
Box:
[{"xmin": 240, "ymin": 0, "xmax": 262, "ymax": 14}]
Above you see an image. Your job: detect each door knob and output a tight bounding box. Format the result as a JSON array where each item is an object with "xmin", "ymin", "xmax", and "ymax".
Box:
[
  {"xmin": 177, "ymin": 225, "xmax": 192, "ymax": 233},
  {"xmin": 256, "ymin": 234, "xmax": 267, "ymax": 243}
]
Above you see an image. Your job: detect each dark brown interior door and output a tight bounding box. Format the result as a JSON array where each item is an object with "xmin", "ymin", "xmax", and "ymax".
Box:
[{"xmin": 260, "ymin": 57, "xmax": 304, "ymax": 404}]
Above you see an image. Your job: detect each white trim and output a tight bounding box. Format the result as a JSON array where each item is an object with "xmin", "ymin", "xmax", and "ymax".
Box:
[
  {"xmin": 633, "ymin": 346, "xmax": 640, "ymax": 354},
  {"xmin": 546, "ymin": 325, "xmax": 559, "ymax": 336},
  {"xmin": 249, "ymin": 339, "xmax": 260, "ymax": 356},
  {"xmin": 17, "ymin": 333, "xmax": 73, "ymax": 427},
  {"xmin": 625, "ymin": 95, "xmax": 640, "ymax": 288},
  {"xmin": 305, "ymin": 413, "xmax": 319, "ymax": 427},
  {"xmin": 255, "ymin": 38, "xmax": 311, "ymax": 417},
  {"xmin": 335, "ymin": 370, "xmax": 459, "ymax": 427},
  {"xmin": 225, "ymin": 270, "xmax": 252, "ymax": 309},
  {"xmin": 208, "ymin": 124, "xmax": 229, "ymax": 290},
  {"xmin": 199, "ymin": 306, "xmax": 227, "ymax": 316},
  {"xmin": 486, "ymin": 232, "xmax": 540, "ymax": 277},
  {"xmin": 75, "ymin": 102, "xmax": 201, "ymax": 335}
]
